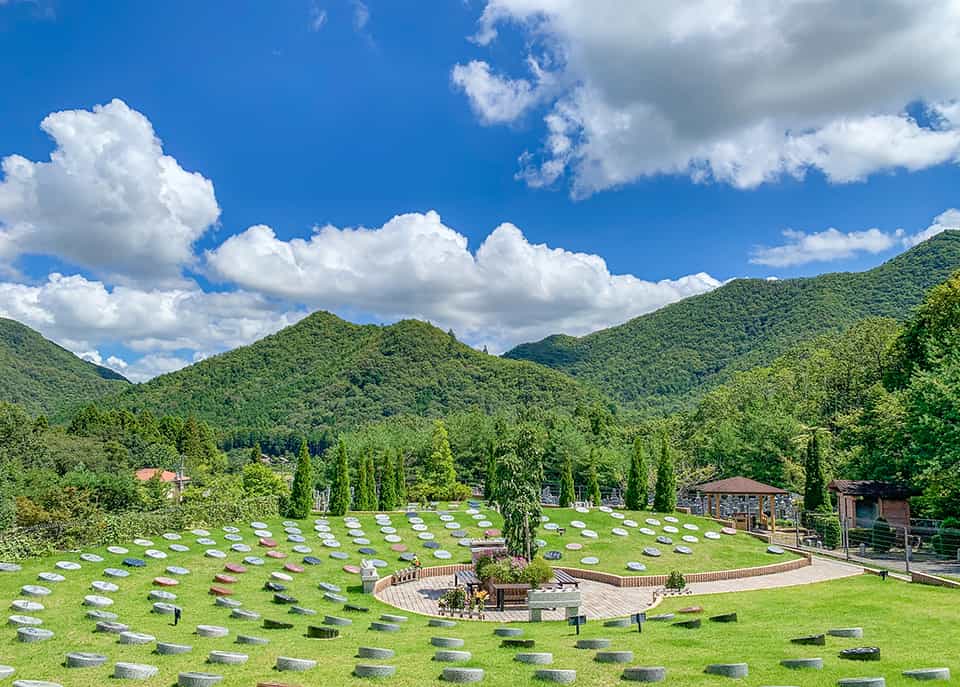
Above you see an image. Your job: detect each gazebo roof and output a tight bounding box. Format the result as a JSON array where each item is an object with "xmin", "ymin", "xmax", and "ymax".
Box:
[{"xmin": 693, "ymin": 476, "xmax": 787, "ymax": 495}]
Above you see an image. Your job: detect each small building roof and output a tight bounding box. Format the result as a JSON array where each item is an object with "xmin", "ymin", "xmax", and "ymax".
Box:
[
  {"xmin": 135, "ymin": 468, "xmax": 190, "ymax": 483},
  {"xmin": 828, "ymin": 480, "xmax": 915, "ymax": 499},
  {"xmin": 693, "ymin": 476, "xmax": 788, "ymax": 495}
]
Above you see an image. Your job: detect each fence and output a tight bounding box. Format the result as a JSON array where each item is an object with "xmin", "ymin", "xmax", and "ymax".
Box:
[{"xmin": 0, "ymin": 495, "xmax": 280, "ymax": 561}]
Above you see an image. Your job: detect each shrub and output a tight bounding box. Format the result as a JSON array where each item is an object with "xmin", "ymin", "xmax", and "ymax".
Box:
[
  {"xmin": 932, "ymin": 517, "xmax": 960, "ymax": 558},
  {"xmin": 821, "ymin": 516, "xmax": 842, "ymax": 549},
  {"xmin": 847, "ymin": 527, "xmax": 872, "ymax": 547},
  {"xmin": 665, "ymin": 570, "xmax": 686, "ymax": 590},
  {"xmin": 520, "ymin": 557, "xmax": 554, "ymax": 588},
  {"xmin": 475, "ymin": 556, "xmax": 497, "ymax": 582},
  {"xmin": 871, "ymin": 517, "xmax": 894, "ymax": 552}
]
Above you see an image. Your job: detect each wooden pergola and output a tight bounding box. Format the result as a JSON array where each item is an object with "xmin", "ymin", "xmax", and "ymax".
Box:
[{"xmin": 695, "ymin": 476, "xmax": 788, "ymax": 533}]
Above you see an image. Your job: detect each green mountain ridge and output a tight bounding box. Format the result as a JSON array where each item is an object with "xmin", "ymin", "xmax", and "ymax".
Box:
[
  {"xmin": 112, "ymin": 312, "xmax": 601, "ymax": 433},
  {"xmin": 0, "ymin": 317, "xmax": 129, "ymax": 416},
  {"xmin": 504, "ymin": 231, "xmax": 960, "ymax": 415}
]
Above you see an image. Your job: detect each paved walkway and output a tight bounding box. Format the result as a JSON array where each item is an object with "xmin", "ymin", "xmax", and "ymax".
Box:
[{"xmin": 374, "ymin": 556, "xmax": 864, "ymax": 622}]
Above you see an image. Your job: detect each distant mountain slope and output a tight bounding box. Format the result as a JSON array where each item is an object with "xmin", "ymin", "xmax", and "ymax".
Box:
[
  {"xmin": 505, "ymin": 231, "xmax": 960, "ymax": 415},
  {"xmin": 115, "ymin": 312, "xmax": 601, "ymax": 432},
  {"xmin": 0, "ymin": 317, "xmax": 129, "ymax": 416}
]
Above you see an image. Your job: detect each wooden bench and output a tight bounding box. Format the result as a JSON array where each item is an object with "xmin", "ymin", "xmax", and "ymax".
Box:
[
  {"xmin": 552, "ymin": 570, "xmax": 580, "ymax": 589},
  {"xmin": 392, "ymin": 567, "xmax": 420, "ymax": 585}
]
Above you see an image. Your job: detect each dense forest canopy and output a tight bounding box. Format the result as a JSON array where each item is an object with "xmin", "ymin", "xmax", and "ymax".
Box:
[{"xmin": 505, "ymin": 231, "xmax": 960, "ymax": 416}]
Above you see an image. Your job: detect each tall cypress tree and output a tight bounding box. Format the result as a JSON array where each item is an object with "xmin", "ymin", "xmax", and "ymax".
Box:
[
  {"xmin": 559, "ymin": 455, "xmax": 575, "ymax": 508},
  {"xmin": 483, "ymin": 440, "xmax": 498, "ymax": 501},
  {"xmin": 427, "ymin": 420, "xmax": 457, "ymax": 497},
  {"xmin": 356, "ymin": 453, "xmax": 377, "ymax": 511},
  {"xmin": 329, "ymin": 437, "xmax": 351, "ymax": 516},
  {"xmin": 653, "ymin": 432, "xmax": 677, "ymax": 513},
  {"xmin": 379, "ymin": 451, "xmax": 397, "ymax": 511},
  {"xmin": 588, "ymin": 457, "xmax": 602, "ymax": 506},
  {"xmin": 394, "ymin": 449, "xmax": 406, "ymax": 505},
  {"xmin": 249, "ymin": 441, "xmax": 262, "ymax": 465},
  {"xmin": 625, "ymin": 436, "xmax": 647, "ymax": 511},
  {"xmin": 287, "ymin": 438, "xmax": 313, "ymax": 518},
  {"xmin": 803, "ymin": 430, "xmax": 830, "ymax": 512}
]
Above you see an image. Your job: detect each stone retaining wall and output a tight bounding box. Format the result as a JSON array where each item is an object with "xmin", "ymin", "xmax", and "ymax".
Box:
[
  {"xmin": 556, "ymin": 552, "xmax": 812, "ymax": 588},
  {"xmin": 911, "ymin": 570, "xmax": 960, "ymax": 589},
  {"xmin": 375, "ymin": 555, "xmax": 813, "ymax": 593}
]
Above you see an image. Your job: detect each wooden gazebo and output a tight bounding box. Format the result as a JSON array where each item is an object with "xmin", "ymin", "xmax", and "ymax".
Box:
[{"xmin": 694, "ymin": 476, "xmax": 788, "ymax": 532}]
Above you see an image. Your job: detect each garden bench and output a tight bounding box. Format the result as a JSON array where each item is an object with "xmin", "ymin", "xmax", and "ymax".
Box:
[{"xmin": 551, "ymin": 570, "xmax": 579, "ymax": 589}]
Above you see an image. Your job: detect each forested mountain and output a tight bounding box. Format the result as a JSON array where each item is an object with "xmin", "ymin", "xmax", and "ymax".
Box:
[
  {"xmin": 505, "ymin": 231, "xmax": 960, "ymax": 415},
  {"xmin": 113, "ymin": 312, "xmax": 601, "ymax": 434},
  {"xmin": 0, "ymin": 317, "xmax": 129, "ymax": 416}
]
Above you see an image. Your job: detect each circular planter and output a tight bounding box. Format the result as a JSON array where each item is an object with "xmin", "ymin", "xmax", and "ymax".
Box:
[
  {"xmin": 622, "ymin": 667, "xmax": 666, "ymax": 682},
  {"xmin": 354, "ymin": 664, "xmax": 397, "ymax": 678},
  {"xmin": 534, "ymin": 670, "xmax": 576, "ymax": 684},
  {"xmin": 156, "ymin": 642, "xmax": 193, "ymax": 655},
  {"xmin": 358, "ymin": 647, "xmax": 395, "ymax": 659},
  {"xmin": 66, "ymin": 652, "xmax": 108, "ymax": 668},
  {"xmin": 177, "ymin": 672, "xmax": 224, "ymax": 687},
  {"xmin": 196, "ymin": 625, "xmax": 229, "ymax": 638},
  {"xmin": 435, "ymin": 650, "xmax": 471, "ymax": 662},
  {"xmin": 119, "ymin": 631, "xmax": 156, "ymax": 645},
  {"xmin": 575, "ymin": 638, "xmax": 610, "ymax": 650},
  {"xmin": 442, "ymin": 667, "xmax": 484, "ymax": 683},
  {"xmin": 207, "ymin": 651, "xmax": 248, "ymax": 665},
  {"xmin": 276, "ymin": 657, "xmax": 317, "ymax": 671},
  {"xmin": 494, "ymin": 628, "xmax": 523, "ymax": 637},
  {"xmin": 430, "ymin": 619, "xmax": 457, "ymax": 628},
  {"xmin": 781, "ymin": 658, "xmax": 823, "ymax": 670},
  {"xmin": 235, "ymin": 635, "xmax": 269, "ymax": 645},
  {"xmin": 595, "ymin": 651, "xmax": 633, "ymax": 663},
  {"xmin": 704, "ymin": 663, "xmax": 748, "ymax": 678},
  {"xmin": 515, "ymin": 653, "xmax": 553, "ymax": 665},
  {"xmin": 113, "ymin": 662, "xmax": 160, "ymax": 680}
]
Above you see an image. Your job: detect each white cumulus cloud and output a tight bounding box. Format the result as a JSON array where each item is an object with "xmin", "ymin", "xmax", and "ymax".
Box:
[
  {"xmin": 751, "ymin": 209, "xmax": 960, "ymax": 267},
  {"xmin": 206, "ymin": 210, "xmax": 722, "ymax": 351},
  {"xmin": 455, "ymin": 1, "xmax": 960, "ymax": 196},
  {"xmin": 0, "ymin": 99, "xmax": 220, "ymax": 284}
]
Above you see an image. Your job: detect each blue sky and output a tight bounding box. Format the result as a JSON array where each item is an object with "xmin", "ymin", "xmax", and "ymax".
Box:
[{"xmin": 0, "ymin": 1, "xmax": 958, "ymax": 380}]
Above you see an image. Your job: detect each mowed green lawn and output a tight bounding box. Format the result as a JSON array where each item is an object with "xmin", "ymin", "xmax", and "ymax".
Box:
[
  {"xmin": 536, "ymin": 507, "xmax": 796, "ymax": 575},
  {"xmin": 1, "ymin": 507, "xmax": 955, "ymax": 687}
]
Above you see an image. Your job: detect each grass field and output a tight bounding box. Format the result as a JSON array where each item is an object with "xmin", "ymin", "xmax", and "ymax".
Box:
[{"xmin": 1, "ymin": 506, "xmax": 955, "ymax": 687}]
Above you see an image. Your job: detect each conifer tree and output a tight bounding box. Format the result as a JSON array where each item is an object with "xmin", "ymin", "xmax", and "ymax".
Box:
[
  {"xmin": 653, "ymin": 432, "xmax": 677, "ymax": 513},
  {"xmin": 559, "ymin": 455, "xmax": 575, "ymax": 508},
  {"xmin": 588, "ymin": 456, "xmax": 602, "ymax": 506},
  {"xmin": 394, "ymin": 449, "xmax": 406, "ymax": 505},
  {"xmin": 427, "ymin": 420, "xmax": 457, "ymax": 498},
  {"xmin": 287, "ymin": 438, "xmax": 313, "ymax": 518},
  {"xmin": 625, "ymin": 436, "xmax": 648, "ymax": 510},
  {"xmin": 803, "ymin": 430, "xmax": 830, "ymax": 512},
  {"xmin": 329, "ymin": 437, "xmax": 351, "ymax": 515},
  {"xmin": 483, "ymin": 441, "xmax": 498, "ymax": 501},
  {"xmin": 379, "ymin": 450, "xmax": 397, "ymax": 510},
  {"xmin": 249, "ymin": 442, "xmax": 262, "ymax": 465},
  {"xmin": 356, "ymin": 453, "xmax": 377, "ymax": 510}
]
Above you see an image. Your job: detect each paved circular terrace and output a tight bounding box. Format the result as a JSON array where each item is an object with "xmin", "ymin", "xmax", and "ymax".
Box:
[{"xmin": 375, "ymin": 556, "xmax": 863, "ymax": 622}]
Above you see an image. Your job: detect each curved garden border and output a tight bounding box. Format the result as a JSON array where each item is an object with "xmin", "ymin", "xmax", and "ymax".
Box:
[{"xmin": 372, "ymin": 552, "xmax": 812, "ymax": 594}]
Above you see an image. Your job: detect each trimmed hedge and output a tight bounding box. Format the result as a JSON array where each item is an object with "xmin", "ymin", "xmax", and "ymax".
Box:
[{"xmin": 0, "ymin": 496, "xmax": 278, "ymax": 560}]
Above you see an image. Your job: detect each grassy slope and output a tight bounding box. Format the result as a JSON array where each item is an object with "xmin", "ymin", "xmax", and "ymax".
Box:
[
  {"xmin": 505, "ymin": 231, "xmax": 960, "ymax": 415},
  {"xmin": 4, "ymin": 508, "xmax": 954, "ymax": 686},
  {"xmin": 0, "ymin": 317, "xmax": 129, "ymax": 417},
  {"xmin": 114, "ymin": 312, "xmax": 600, "ymax": 433}
]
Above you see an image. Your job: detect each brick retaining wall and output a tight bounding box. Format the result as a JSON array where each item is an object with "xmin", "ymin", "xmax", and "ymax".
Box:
[
  {"xmin": 556, "ymin": 552, "xmax": 812, "ymax": 588},
  {"xmin": 374, "ymin": 563, "xmax": 472, "ymax": 593},
  {"xmin": 911, "ymin": 570, "xmax": 960, "ymax": 589}
]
